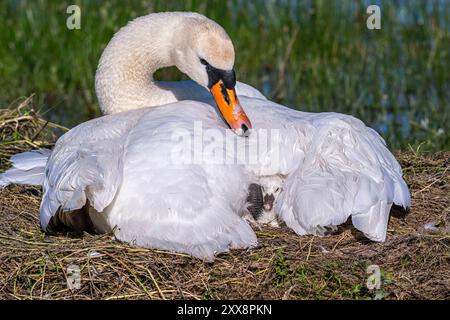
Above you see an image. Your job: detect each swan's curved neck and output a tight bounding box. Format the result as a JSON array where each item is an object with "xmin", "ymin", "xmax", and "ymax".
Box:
[{"xmin": 95, "ymin": 13, "xmax": 202, "ymax": 114}]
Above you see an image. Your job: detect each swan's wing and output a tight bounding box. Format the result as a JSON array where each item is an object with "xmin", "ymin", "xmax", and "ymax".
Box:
[
  {"xmin": 41, "ymin": 102, "xmax": 256, "ymax": 260},
  {"xmin": 39, "ymin": 110, "xmax": 145, "ymax": 230},
  {"xmin": 241, "ymin": 98, "xmax": 410, "ymax": 241},
  {"xmin": 235, "ymin": 81, "xmax": 267, "ymax": 100},
  {"xmin": 106, "ymin": 102, "xmax": 256, "ymax": 260},
  {"xmin": 276, "ymin": 113, "xmax": 410, "ymax": 241}
]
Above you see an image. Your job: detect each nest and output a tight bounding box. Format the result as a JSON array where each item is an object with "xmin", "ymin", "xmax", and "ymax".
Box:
[
  {"xmin": 0, "ymin": 95, "xmax": 66, "ymax": 171},
  {"xmin": 0, "ymin": 98, "xmax": 449, "ymax": 300}
]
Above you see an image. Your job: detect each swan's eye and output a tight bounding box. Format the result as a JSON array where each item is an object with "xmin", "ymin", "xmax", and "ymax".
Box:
[
  {"xmin": 275, "ymin": 187, "xmax": 280, "ymax": 193},
  {"xmin": 200, "ymin": 58, "xmax": 209, "ymax": 66}
]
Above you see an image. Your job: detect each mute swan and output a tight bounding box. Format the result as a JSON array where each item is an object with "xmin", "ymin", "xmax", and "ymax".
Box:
[{"xmin": 0, "ymin": 12, "xmax": 410, "ymax": 260}]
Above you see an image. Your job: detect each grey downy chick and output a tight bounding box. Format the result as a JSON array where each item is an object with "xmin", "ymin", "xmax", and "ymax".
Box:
[{"xmin": 243, "ymin": 175, "xmax": 283, "ymax": 228}]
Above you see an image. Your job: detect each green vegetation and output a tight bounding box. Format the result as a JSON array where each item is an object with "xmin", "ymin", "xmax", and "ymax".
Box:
[
  {"xmin": 0, "ymin": 0, "xmax": 449, "ymax": 149},
  {"xmin": 270, "ymin": 252, "xmax": 376, "ymax": 299},
  {"xmin": 273, "ymin": 252, "xmax": 291, "ymax": 286}
]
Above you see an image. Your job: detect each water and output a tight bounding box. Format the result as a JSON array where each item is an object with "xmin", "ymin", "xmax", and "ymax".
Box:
[{"xmin": 0, "ymin": 0, "xmax": 449, "ymax": 150}]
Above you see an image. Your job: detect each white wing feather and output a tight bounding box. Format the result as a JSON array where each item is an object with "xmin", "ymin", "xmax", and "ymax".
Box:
[
  {"xmin": 39, "ymin": 109, "xmax": 145, "ymax": 229},
  {"xmin": 40, "ymin": 102, "xmax": 257, "ymax": 260}
]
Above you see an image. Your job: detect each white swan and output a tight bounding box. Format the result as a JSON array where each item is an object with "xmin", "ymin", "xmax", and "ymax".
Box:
[{"xmin": 0, "ymin": 12, "xmax": 410, "ymax": 260}]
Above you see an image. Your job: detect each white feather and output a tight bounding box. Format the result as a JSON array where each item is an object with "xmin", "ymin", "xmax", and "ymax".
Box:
[
  {"xmin": 34, "ymin": 97, "xmax": 410, "ymax": 259},
  {"xmin": 0, "ymin": 149, "xmax": 51, "ymax": 187}
]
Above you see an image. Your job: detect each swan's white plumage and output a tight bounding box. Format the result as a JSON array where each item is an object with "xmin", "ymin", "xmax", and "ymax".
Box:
[
  {"xmin": 39, "ymin": 109, "xmax": 142, "ymax": 229},
  {"xmin": 0, "ymin": 149, "xmax": 51, "ymax": 187},
  {"xmin": 0, "ymin": 12, "xmax": 410, "ymax": 260},
  {"xmin": 34, "ymin": 97, "xmax": 409, "ymax": 258},
  {"xmin": 244, "ymin": 99, "xmax": 410, "ymax": 241},
  {"xmin": 39, "ymin": 100, "xmax": 259, "ymax": 260}
]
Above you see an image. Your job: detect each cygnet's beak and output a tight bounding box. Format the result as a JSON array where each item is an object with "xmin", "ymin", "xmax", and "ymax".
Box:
[
  {"xmin": 263, "ymin": 194, "xmax": 275, "ymax": 212},
  {"xmin": 206, "ymin": 66, "xmax": 252, "ymax": 137}
]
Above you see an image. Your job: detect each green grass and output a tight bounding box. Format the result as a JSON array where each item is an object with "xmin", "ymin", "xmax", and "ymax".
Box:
[
  {"xmin": 270, "ymin": 252, "xmax": 378, "ymax": 300},
  {"xmin": 0, "ymin": 0, "xmax": 449, "ymax": 150}
]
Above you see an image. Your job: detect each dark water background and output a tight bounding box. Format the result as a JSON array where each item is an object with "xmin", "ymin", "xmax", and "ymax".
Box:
[{"xmin": 0, "ymin": 0, "xmax": 448, "ymax": 150}]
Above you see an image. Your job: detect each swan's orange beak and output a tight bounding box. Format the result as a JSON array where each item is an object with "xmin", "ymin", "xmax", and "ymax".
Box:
[{"xmin": 210, "ymin": 80, "xmax": 252, "ymax": 137}]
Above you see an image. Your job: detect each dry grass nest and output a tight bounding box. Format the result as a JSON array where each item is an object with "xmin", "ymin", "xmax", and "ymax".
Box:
[{"xmin": 0, "ymin": 97, "xmax": 449, "ymax": 300}]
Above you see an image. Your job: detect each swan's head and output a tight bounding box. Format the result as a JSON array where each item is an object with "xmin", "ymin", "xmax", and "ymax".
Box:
[{"xmin": 172, "ymin": 18, "xmax": 252, "ymax": 136}]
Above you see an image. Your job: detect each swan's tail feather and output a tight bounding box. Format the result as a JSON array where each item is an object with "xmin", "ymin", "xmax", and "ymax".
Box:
[
  {"xmin": 0, "ymin": 149, "xmax": 51, "ymax": 187},
  {"xmin": 393, "ymin": 177, "xmax": 411, "ymax": 210}
]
